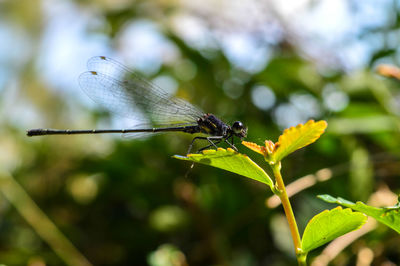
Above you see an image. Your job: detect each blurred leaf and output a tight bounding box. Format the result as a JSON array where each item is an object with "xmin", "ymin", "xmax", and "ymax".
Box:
[
  {"xmin": 0, "ymin": 170, "xmax": 92, "ymax": 266},
  {"xmin": 273, "ymin": 120, "xmax": 327, "ymax": 162},
  {"xmin": 318, "ymin": 195, "xmax": 400, "ymax": 234},
  {"xmin": 369, "ymin": 49, "xmax": 396, "ymax": 66},
  {"xmin": 259, "ymin": 56, "xmax": 309, "ymax": 94},
  {"xmin": 340, "ymin": 103, "xmax": 384, "ymax": 117},
  {"xmin": 174, "ymin": 148, "xmax": 273, "ymax": 188},
  {"xmin": 149, "ymin": 205, "xmax": 189, "ymax": 233},
  {"xmin": 147, "ymin": 244, "xmax": 187, "ymax": 266},
  {"xmin": 349, "ymin": 146, "xmax": 373, "ymax": 201},
  {"xmin": 327, "ymin": 116, "xmax": 398, "ymax": 134},
  {"xmin": 301, "ymin": 207, "xmax": 367, "ymax": 253}
]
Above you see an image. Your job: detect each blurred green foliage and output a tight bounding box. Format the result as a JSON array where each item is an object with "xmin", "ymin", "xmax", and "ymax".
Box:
[{"xmin": 1, "ymin": 0, "xmax": 400, "ymax": 265}]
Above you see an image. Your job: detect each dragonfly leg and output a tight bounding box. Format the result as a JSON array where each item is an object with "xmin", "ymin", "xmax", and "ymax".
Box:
[
  {"xmin": 187, "ymin": 136, "xmax": 224, "ymax": 154},
  {"xmin": 198, "ymin": 139, "xmax": 222, "ymax": 152},
  {"xmin": 187, "ymin": 136, "xmax": 206, "ymax": 154},
  {"xmin": 224, "ymin": 136, "xmax": 238, "ymax": 151}
]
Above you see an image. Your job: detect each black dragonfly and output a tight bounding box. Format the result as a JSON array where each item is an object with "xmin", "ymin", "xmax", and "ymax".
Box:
[{"xmin": 27, "ymin": 56, "xmax": 247, "ymax": 154}]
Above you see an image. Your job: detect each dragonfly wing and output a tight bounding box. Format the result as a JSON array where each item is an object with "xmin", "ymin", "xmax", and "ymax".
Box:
[
  {"xmin": 79, "ymin": 56, "xmax": 203, "ymax": 126},
  {"xmin": 121, "ymin": 122, "xmax": 199, "ymax": 139}
]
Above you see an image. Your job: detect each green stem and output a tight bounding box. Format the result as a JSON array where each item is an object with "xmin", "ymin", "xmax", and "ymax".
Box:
[{"xmin": 271, "ymin": 162, "xmax": 306, "ymax": 265}]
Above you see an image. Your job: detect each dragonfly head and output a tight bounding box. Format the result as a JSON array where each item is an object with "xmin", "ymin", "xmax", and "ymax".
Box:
[{"xmin": 232, "ymin": 121, "xmax": 247, "ymax": 139}]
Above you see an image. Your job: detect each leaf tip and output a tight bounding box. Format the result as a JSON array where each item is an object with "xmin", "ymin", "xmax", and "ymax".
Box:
[
  {"xmin": 242, "ymin": 141, "xmax": 267, "ymax": 156},
  {"xmin": 272, "ymin": 120, "xmax": 328, "ymax": 162}
]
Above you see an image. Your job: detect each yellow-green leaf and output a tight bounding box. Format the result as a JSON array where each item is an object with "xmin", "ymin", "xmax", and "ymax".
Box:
[
  {"xmin": 319, "ymin": 194, "xmax": 400, "ymax": 234},
  {"xmin": 302, "ymin": 207, "xmax": 367, "ymax": 253},
  {"xmin": 242, "ymin": 141, "xmax": 268, "ymax": 156},
  {"xmin": 273, "ymin": 120, "xmax": 327, "ymax": 162},
  {"xmin": 174, "ymin": 148, "xmax": 273, "ymax": 188}
]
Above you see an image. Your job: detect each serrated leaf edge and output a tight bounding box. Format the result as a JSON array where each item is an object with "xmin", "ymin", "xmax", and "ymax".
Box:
[{"xmin": 273, "ymin": 120, "xmax": 327, "ymax": 161}]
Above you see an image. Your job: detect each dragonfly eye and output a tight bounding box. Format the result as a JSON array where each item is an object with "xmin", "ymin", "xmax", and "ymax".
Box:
[{"xmin": 232, "ymin": 121, "xmax": 247, "ymax": 137}]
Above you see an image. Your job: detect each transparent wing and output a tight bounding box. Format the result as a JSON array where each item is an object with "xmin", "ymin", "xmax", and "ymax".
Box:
[
  {"xmin": 122, "ymin": 131, "xmax": 164, "ymax": 139},
  {"xmin": 121, "ymin": 122, "xmax": 199, "ymax": 139},
  {"xmin": 78, "ymin": 56, "xmax": 204, "ymax": 126}
]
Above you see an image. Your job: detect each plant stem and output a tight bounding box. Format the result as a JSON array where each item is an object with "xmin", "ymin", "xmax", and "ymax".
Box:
[{"xmin": 272, "ymin": 162, "xmax": 306, "ymax": 265}]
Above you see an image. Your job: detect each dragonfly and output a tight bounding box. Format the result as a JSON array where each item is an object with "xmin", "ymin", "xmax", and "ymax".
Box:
[{"xmin": 27, "ymin": 56, "xmax": 247, "ymax": 154}]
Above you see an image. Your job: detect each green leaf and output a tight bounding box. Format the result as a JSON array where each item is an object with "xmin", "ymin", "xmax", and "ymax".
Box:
[
  {"xmin": 173, "ymin": 148, "xmax": 273, "ymax": 188},
  {"xmin": 318, "ymin": 194, "xmax": 400, "ymax": 234},
  {"xmin": 328, "ymin": 116, "xmax": 399, "ymax": 134},
  {"xmin": 273, "ymin": 120, "xmax": 327, "ymax": 162},
  {"xmin": 302, "ymin": 207, "xmax": 367, "ymax": 253}
]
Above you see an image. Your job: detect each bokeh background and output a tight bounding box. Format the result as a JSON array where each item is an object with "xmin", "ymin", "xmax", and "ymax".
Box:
[{"xmin": 1, "ymin": 0, "xmax": 400, "ymax": 265}]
